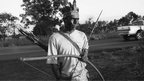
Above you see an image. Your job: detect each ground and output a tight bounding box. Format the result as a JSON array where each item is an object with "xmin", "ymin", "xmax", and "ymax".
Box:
[{"xmin": 0, "ymin": 46, "xmax": 144, "ymax": 81}]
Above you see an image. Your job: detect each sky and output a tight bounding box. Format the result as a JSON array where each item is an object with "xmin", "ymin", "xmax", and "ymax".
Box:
[{"xmin": 0, "ymin": 0, "xmax": 144, "ymax": 24}]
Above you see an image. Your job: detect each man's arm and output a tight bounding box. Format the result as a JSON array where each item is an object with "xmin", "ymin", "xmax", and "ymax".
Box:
[
  {"xmin": 50, "ymin": 64, "xmax": 61, "ymax": 80},
  {"xmin": 80, "ymin": 33, "xmax": 89, "ymax": 62},
  {"xmin": 80, "ymin": 49, "xmax": 89, "ymax": 62},
  {"xmin": 51, "ymin": 63, "xmax": 72, "ymax": 80}
]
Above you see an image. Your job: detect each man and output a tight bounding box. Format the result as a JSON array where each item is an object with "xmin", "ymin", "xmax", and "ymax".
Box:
[{"xmin": 47, "ymin": 0, "xmax": 89, "ymax": 81}]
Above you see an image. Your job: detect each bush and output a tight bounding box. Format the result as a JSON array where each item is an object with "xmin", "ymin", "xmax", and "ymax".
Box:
[
  {"xmin": 0, "ymin": 35, "xmax": 50, "ymax": 48},
  {"xmin": 0, "ymin": 38, "xmax": 33, "ymax": 47},
  {"xmin": 89, "ymin": 31, "xmax": 120, "ymax": 40}
]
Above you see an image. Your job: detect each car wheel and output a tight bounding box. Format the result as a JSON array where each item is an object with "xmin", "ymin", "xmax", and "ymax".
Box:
[{"xmin": 135, "ymin": 31, "xmax": 143, "ymax": 40}]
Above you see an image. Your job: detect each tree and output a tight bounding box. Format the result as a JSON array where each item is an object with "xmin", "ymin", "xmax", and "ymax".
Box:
[
  {"xmin": 21, "ymin": 0, "xmax": 68, "ymax": 35},
  {"xmin": 0, "ymin": 13, "xmax": 18, "ymax": 40},
  {"xmin": 118, "ymin": 12, "xmax": 139, "ymax": 26},
  {"xmin": 78, "ymin": 17, "xmax": 94, "ymax": 35}
]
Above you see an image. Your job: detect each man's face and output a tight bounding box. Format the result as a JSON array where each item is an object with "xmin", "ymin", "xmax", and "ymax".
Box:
[
  {"xmin": 64, "ymin": 17, "xmax": 79, "ymax": 31},
  {"xmin": 71, "ymin": 18, "xmax": 79, "ymax": 27}
]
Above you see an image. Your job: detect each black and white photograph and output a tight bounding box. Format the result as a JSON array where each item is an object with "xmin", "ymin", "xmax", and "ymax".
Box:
[{"xmin": 0, "ymin": 0, "xmax": 144, "ymax": 81}]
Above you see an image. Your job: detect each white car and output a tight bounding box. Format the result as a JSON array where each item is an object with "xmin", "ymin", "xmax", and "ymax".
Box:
[{"xmin": 117, "ymin": 25, "xmax": 144, "ymax": 40}]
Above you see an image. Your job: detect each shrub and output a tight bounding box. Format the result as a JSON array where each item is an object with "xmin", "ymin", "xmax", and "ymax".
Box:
[
  {"xmin": 0, "ymin": 38, "xmax": 33, "ymax": 47},
  {"xmin": 0, "ymin": 35, "xmax": 50, "ymax": 47},
  {"xmin": 89, "ymin": 31, "xmax": 120, "ymax": 40}
]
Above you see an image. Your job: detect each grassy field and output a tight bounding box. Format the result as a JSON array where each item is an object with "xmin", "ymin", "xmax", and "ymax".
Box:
[
  {"xmin": 1, "ymin": 31, "xmax": 144, "ymax": 80},
  {"xmin": 0, "ymin": 46, "xmax": 144, "ymax": 81}
]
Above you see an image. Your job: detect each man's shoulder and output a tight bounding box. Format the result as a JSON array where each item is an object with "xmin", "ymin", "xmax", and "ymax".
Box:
[
  {"xmin": 75, "ymin": 30, "xmax": 86, "ymax": 35},
  {"xmin": 50, "ymin": 32, "xmax": 61, "ymax": 38}
]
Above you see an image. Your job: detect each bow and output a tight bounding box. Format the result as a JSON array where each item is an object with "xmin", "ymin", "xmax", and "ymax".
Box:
[
  {"xmin": 88, "ymin": 10, "xmax": 103, "ymax": 41},
  {"xmin": 20, "ymin": 55, "xmax": 105, "ymax": 81}
]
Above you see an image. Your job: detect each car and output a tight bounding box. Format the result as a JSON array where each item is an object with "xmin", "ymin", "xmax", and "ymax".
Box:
[
  {"xmin": 117, "ymin": 25, "xmax": 144, "ymax": 40},
  {"xmin": 117, "ymin": 19, "xmax": 144, "ymax": 40}
]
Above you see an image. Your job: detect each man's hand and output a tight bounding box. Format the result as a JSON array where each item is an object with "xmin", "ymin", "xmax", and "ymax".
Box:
[
  {"xmin": 79, "ymin": 49, "xmax": 89, "ymax": 62},
  {"xmin": 79, "ymin": 54, "xmax": 88, "ymax": 62}
]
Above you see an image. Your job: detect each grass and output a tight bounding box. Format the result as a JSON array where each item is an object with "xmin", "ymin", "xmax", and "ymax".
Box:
[
  {"xmin": 0, "ymin": 46, "xmax": 144, "ymax": 80},
  {"xmin": 92, "ymin": 46, "xmax": 144, "ymax": 80},
  {"xmin": 1, "ymin": 31, "xmax": 144, "ymax": 80},
  {"xmin": 0, "ymin": 59, "xmax": 55, "ymax": 80}
]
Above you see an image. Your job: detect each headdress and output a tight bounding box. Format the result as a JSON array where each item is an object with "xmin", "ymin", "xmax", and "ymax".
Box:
[{"xmin": 61, "ymin": 0, "xmax": 79, "ymax": 19}]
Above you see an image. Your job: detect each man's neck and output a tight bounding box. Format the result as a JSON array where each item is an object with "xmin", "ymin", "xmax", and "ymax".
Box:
[
  {"xmin": 62, "ymin": 27, "xmax": 76, "ymax": 34},
  {"xmin": 66, "ymin": 29, "xmax": 75, "ymax": 34}
]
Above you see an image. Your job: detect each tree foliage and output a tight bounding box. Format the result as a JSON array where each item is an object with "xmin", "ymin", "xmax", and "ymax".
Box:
[
  {"xmin": 21, "ymin": 0, "xmax": 68, "ymax": 35},
  {"xmin": 0, "ymin": 13, "xmax": 18, "ymax": 40},
  {"xmin": 21, "ymin": 0, "xmax": 144, "ymax": 36},
  {"xmin": 118, "ymin": 12, "xmax": 139, "ymax": 26},
  {"xmin": 79, "ymin": 11, "xmax": 143, "ymax": 35}
]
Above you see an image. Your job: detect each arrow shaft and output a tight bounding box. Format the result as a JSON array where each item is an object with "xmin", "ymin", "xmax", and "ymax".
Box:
[{"xmin": 21, "ymin": 55, "xmax": 81, "ymax": 61}]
